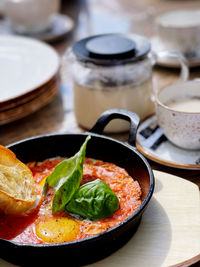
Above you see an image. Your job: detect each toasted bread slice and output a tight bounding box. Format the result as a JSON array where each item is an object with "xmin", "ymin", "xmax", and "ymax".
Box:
[{"xmin": 0, "ymin": 145, "xmax": 36, "ymax": 214}]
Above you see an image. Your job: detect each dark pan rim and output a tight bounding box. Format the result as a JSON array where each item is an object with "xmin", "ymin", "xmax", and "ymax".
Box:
[{"xmin": 2, "ymin": 132, "xmax": 154, "ymax": 248}]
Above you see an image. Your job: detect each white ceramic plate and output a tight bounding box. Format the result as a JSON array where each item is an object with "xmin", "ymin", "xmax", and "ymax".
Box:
[
  {"xmin": 136, "ymin": 115, "xmax": 200, "ymax": 169},
  {"xmin": 0, "ymin": 35, "xmax": 60, "ymax": 103},
  {"xmin": 151, "ymin": 36, "xmax": 200, "ymax": 68}
]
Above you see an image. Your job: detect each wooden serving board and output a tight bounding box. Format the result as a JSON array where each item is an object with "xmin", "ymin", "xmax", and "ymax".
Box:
[{"xmin": 0, "ymin": 171, "xmax": 200, "ymax": 267}]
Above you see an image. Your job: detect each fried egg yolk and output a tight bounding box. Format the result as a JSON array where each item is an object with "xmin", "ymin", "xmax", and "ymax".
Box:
[
  {"xmin": 35, "ymin": 218, "xmax": 79, "ymax": 243},
  {"xmin": 39, "ymin": 177, "xmax": 47, "ymax": 187}
]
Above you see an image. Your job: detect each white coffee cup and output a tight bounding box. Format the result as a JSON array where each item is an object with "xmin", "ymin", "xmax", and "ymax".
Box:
[
  {"xmin": 155, "ymin": 80, "xmax": 200, "ymax": 150},
  {"xmin": 156, "ymin": 10, "xmax": 200, "ymax": 56},
  {"xmin": 5, "ymin": 0, "xmax": 60, "ymax": 34}
]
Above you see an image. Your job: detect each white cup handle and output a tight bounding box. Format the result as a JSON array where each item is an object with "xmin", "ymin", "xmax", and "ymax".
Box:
[{"xmin": 155, "ymin": 51, "xmax": 189, "ymax": 82}]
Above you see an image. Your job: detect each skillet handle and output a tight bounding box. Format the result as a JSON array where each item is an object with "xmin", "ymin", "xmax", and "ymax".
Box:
[{"xmin": 89, "ymin": 109, "xmax": 140, "ymax": 147}]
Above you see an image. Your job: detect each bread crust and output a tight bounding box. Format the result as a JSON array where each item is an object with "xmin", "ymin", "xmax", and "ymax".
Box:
[{"xmin": 0, "ymin": 145, "xmax": 36, "ymax": 214}]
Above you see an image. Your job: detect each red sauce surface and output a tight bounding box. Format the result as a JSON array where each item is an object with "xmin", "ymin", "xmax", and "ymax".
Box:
[{"xmin": 0, "ymin": 158, "xmax": 142, "ymax": 244}]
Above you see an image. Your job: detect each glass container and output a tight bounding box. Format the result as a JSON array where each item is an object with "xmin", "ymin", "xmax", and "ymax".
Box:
[{"xmin": 69, "ymin": 33, "xmax": 155, "ymax": 132}]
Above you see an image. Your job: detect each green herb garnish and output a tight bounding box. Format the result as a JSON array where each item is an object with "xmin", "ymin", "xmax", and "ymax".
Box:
[
  {"xmin": 43, "ymin": 135, "xmax": 119, "ymax": 220},
  {"xmin": 43, "ymin": 136, "xmax": 91, "ymax": 213},
  {"xmin": 66, "ymin": 179, "xmax": 119, "ymax": 221}
]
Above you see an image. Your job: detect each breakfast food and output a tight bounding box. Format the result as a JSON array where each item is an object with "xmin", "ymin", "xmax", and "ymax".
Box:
[
  {"xmin": 0, "ymin": 145, "xmax": 36, "ymax": 214},
  {"xmin": 0, "ymin": 137, "xmax": 142, "ymax": 244}
]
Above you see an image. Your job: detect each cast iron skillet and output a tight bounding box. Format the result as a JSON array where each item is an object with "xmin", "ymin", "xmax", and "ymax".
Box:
[{"xmin": 0, "ymin": 109, "xmax": 154, "ymax": 267}]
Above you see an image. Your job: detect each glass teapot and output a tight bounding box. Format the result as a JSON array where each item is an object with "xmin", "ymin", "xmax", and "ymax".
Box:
[{"xmin": 67, "ymin": 33, "xmax": 189, "ymax": 133}]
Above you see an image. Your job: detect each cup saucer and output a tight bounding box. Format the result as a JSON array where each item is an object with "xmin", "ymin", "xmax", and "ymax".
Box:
[
  {"xmin": 136, "ymin": 115, "xmax": 200, "ymax": 170},
  {"xmin": 0, "ymin": 14, "xmax": 74, "ymax": 43},
  {"xmin": 151, "ymin": 36, "xmax": 200, "ymax": 68}
]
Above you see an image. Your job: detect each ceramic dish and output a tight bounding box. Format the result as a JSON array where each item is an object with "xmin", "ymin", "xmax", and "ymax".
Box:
[
  {"xmin": 151, "ymin": 36, "xmax": 200, "ymax": 68},
  {"xmin": 0, "ymin": 74, "xmax": 59, "ymax": 112},
  {"xmin": 136, "ymin": 115, "xmax": 200, "ymax": 169},
  {"xmin": 0, "ymin": 109, "xmax": 154, "ymax": 266},
  {"xmin": 0, "ymin": 14, "xmax": 74, "ymax": 43},
  {"xmin": 0, "ymin": 35, "xmax": 60, "ymax": 103},
  {"xmin": 0, "ymin": 72, "xmax": 60, "ymax": 126},
  {"xmin": 0, "ymin": 78, "xmax": 60, "ymax": 126}
]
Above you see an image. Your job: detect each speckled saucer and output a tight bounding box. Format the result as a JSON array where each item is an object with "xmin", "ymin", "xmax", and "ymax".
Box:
[{"xmin": 136, "ymin": 115, "xmax": 200, "ymax": 169}]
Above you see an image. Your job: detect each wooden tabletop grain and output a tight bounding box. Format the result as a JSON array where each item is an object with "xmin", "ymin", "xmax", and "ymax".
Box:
[{"xmin": 0, "ymin": 0, "xmax": 200, "ymax": 266}]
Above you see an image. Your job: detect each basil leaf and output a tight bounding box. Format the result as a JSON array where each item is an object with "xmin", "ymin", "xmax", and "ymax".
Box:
[
  {"xmin": 66, "ymin": 179, "xmax": 119, "ymax": 221},
  {"xmin": 43, "ymin": 136, "xmax": 91, "ymax": 213}
]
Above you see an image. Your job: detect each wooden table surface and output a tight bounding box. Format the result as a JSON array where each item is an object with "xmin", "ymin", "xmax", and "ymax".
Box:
[{"xmin": 0, "ymin": 0, "xmax": 199, "ymax": 266}]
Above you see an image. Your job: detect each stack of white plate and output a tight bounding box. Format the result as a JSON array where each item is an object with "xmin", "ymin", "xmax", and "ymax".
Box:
[{"xmin": 0, "ymin": 35, "xmax": 60, "ymax": 125}]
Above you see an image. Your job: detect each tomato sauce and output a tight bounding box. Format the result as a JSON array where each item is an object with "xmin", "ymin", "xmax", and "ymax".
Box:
[{"xmin": 0, "ymin": 158, "xmax": 142, "ymax": 244}]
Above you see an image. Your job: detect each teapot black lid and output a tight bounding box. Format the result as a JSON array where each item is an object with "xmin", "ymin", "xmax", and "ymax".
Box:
[{"xmin": 72, "ymin": 33, "xmax": 151, "ymax": 66}]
